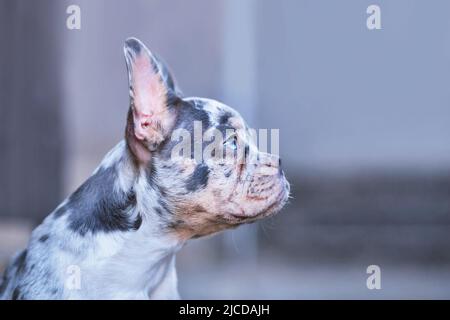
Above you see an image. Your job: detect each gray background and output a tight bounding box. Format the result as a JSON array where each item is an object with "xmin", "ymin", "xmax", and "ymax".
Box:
[{"xmin": 1, "ymin": 0, "xmax": 450, "ymax": 298}]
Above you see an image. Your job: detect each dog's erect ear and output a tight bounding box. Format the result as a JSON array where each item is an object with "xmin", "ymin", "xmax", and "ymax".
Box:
[
  {"xmin": 152, "ymin": 54, "xmax": 182, "ymax": 97},
  {"xmin": 123, "ymin": 38, "xmax": 178, "ymax": 164}
]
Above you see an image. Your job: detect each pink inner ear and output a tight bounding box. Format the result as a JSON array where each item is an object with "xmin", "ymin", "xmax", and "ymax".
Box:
[{"xmin": 131, "ymin": 54, "xmax": 167, "ymax": 141}]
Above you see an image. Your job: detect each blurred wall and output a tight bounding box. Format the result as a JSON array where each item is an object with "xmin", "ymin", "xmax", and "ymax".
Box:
[
  {"xmin": 0, "ymin": 0, "xmax": 65, "ymax": 222},
  {"xmin": 258, "ymin": 0, "xmax": 450, "ymax": 173}
]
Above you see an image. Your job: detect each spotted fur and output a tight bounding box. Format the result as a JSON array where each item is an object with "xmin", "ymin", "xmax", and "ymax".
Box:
[{"xmin": 0, "ymin": 38, "xmax": 289, "ymax": 300}]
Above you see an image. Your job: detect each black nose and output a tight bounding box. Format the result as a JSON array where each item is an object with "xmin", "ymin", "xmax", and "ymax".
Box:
[{"xmin": 278, "ymin": 158, "xmax": 282, "ymax": 174}]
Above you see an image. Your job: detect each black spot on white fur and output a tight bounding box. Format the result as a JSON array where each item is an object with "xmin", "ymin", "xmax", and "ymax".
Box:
[
  {"xmin": 53, "ymin": 204, "xmax": 67, "ymax": 218},
  {"xmin": 186, "ymin": 164, "xmax": 209, "ymax": 192},
  {"xmin": 124, "ymin": 38, "xmax": 143, "ymax": 55},
  {"xmin": 0, "ymin": 271, "xmax": 9, "ymax": 296},
  {"xmin": 38, "ymin": 234, "xmax": 49, "ymax": 243},
  {"xmin": 14, "ymin": 250, "xmax": 27, "ymax": 274},
  {"xmin": 64, "ymin": 166, "xmax": 140, "ymax": 235},
  {"xmin": 12, "ymin": 287, "xmax": 21, "ymax": 300},
  {"xmin": 218, "ymin": 111, "xmax": 233, "ymax": 125},
  {"xmin": 153, "ymin": 53, "xmax": 180, "ymax": 95},
  {"xmin": 159, "ymin": 99, "xmax": 212, "ymax": 160}
]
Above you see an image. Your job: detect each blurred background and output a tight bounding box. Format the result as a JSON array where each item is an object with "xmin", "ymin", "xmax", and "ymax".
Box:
[{"xmin": 1, "ymin": 0, "xmax": 450, "ymax": 299}]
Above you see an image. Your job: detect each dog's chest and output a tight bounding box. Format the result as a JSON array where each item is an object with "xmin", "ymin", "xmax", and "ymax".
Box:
[{"xmin": 62, "ymin": 227, "xmax": 181, "ymax": 299}]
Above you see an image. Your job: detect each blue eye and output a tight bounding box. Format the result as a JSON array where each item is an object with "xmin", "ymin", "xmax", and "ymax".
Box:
[{"xmin": 224, "ymin": 136, "xmax": 238, "ymax": 150}]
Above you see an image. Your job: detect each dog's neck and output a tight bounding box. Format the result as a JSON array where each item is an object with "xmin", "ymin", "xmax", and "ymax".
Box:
[{"xmin": 64, "ymin": 141, "xmax": 184, "ymax": 299}]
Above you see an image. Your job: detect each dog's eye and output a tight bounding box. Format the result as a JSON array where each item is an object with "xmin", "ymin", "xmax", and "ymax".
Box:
[{"xmin": 224, "ymin": 135, "xmax": 238, "ymax": 150}]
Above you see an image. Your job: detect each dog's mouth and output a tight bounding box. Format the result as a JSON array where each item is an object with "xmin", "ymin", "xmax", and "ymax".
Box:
[
  {"xmin": 168, "ymin": 176, "xmax": 290, "ymax": 240},
  {"xmin": 226, "ymin": 182, "xmax": 290, "ymax": 223}
]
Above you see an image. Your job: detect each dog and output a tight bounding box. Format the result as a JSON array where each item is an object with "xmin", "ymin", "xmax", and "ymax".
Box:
[{"xmin": 0, "ymin": 38, "xmax": 290, "ymax": 299}]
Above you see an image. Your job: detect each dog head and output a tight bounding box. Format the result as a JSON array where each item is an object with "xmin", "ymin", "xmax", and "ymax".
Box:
[{"xmin": 124, "ymin": 38, "xmax": 290, "ymax": 239}]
